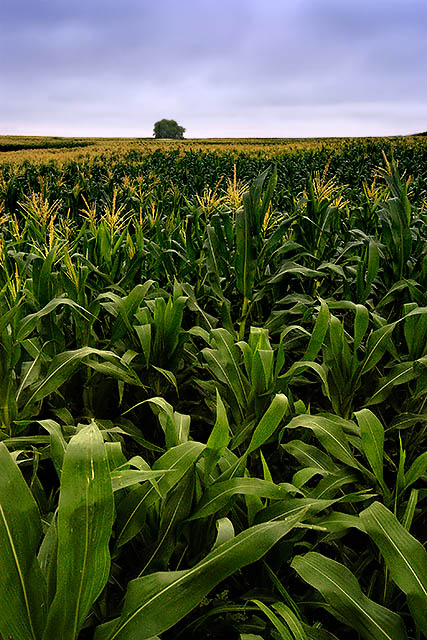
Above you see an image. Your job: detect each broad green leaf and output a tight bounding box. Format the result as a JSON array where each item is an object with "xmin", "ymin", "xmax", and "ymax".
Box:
[
  {"xmin": 16, "ymin": 295, "xmax": 92, "ymax": 342},
  {"xmin": 357, "ymin": 323, "xmax": 396, "ymax": 378},
  {"xmin": 203, "ymin": 347, "xmax": 247, "ymax": 416},
  {"xmin": 284, "ymin": 414, "xmax": 359, "ymax": 470},
  {"xmin": 254, "ymin": 496, "xmax": 340, "ymax": 524},
  {"xmin": 115, "ymin": 442, "xmax": 205, "ymax": 548},
  {"xmin": 310, "ymin": 470, "xmax": 357, "ymax": 500},
  {"xmin": 111, "ymin": 469, "xmax": 175, "ymax": 492},
  {"xmin": 366, "ymin": 362, "xmax": 418, "ymax": 406},
  {"xmin": 401, "ymin": 489, "xmax": 418, "ymax": 532},
  {"xmin": 140, "ymin": 470, "xmax": 194, "ymax": 576},
  {"xmin": 147, "ymin": 397, "xmax": 190, "ymax": 448},
  {"xmin": 111, "ymin": 281, "xmax": 155, "ymax": 343},
  {"xmin": 43, "ymin": 422, "xmax": 114, "ymax": 640},
  {"xmin": 404, "ymin": 451, "xmax": 427, "ymax": 490},
  {"xmin": 251, "ymin": 348, "xmax": 274, "ymax": 393},
  {"xmin": 204, "ymin": 389, "xmax": 230, "ymax": 481},
  {"xmin": 247, "ymin": 393, "xmax": 288, "ymax": 455},
  {"xmin": 282, "ymin": 440, "xmax": 337, "ymax": 474},
  {"xmin": 355, "ymin": 409, "xmax": 388, "ymax": 495},
  {"xmin": 354, "ymin": 304, "xmax": 370, "ymax": 352},
  {"xmin": 269, "ymin": 261, "xmax": 322, "ymax": 282},
  {"xmin": 16, "ymin": 350, "xmax": 44, "ymax": 404},
  {"xmin": 151, "ymin": 365, "xmax": 179, "ymax": 394},
  {"xmin": 0, "ymin": 442, "xmax": 47, "ymax": 640},
  {"xmin": 189, "ymin": 477, "xmax": 299, "ymax": 520},
  {"xmin": 25, "ymin": 347, "xmax": 123, "ymax": 407},
  {"xmin": 135, "ymin": 323, "xmax": 152, "ymax": 366},
  {"xmin": 212, "ymin": 328, "xmax": 250, "ymax": 404},
  {"xmin": 315, "ymin": 511, "xmax": 365, "ymax": 534},
  {"xmin": 235, "ymin": 199, "xmax": 256, "ymax": 299},
  {"xmin": 292, "ymin": 552, "xmax": 407, "ymax": 640},
  {"xmin": 360, "ymin": 501, "xmax": 427, "ymax": 632},
  {"xmin": 302, "ymin": 299, "xmax": 329, "ymax": 362},
  {"xmin": 95, "ymin": 509, "xmax": 307, "ymax": 640},
  {"xmin": 38, "ymin": 419, "xmax": 67, "ymax": 478},
  {"xmin": 279, "ymin": 361, "xmax": 329, "ymax": 392},
  {"xmin": 86, "ymin": 358, "xmax": 143, "ymax": 387},
  {"xmin": 404, "ymin": 303, "xmax": 427, "ymax": 359}
]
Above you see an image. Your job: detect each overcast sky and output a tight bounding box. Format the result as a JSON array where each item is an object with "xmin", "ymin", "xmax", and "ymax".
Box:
[{"xmin": 1, "ymin": 0, "xmax": 426, "ymax": 138}]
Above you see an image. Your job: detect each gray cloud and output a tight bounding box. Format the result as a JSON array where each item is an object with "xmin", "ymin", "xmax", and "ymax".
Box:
[{"xmin": 1, "ymin": 0, "xmax": 426, "ymax": 137}]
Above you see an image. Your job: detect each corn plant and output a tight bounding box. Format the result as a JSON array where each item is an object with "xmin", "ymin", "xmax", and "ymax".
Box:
[{"xmin": 0, "ymin": 139, "xmax": 426, "ymax": 639}]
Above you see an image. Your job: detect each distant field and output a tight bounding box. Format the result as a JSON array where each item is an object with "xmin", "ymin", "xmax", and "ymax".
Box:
[{"xmin": 0, "ymin": 133, "xmax": 425, "ymax": 163}]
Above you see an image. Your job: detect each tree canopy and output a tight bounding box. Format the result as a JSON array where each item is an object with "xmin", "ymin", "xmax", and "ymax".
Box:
[{"xmin": 153, "ymin": 119, "xmax": 186, "ymax": 139}]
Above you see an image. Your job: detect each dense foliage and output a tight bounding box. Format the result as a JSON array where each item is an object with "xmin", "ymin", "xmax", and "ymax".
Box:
[
  {"xmin": 0, "ymin": 138, "xmax": 426, "ymax": 640},
  {"xmin": 153, "ymin": 119, "xmax": 186, "ymax": 139}
]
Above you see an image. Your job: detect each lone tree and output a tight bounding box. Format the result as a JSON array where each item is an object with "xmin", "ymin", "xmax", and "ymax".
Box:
[{"xmin": 153, "ymin": 119, "xmax": 185, "ymax": 139}]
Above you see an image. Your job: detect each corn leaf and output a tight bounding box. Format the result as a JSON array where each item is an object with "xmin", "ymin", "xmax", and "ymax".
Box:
[
  {"xmin": 95, "ymin": 509, "xmax": 307, "ymax": 640},
  {"xmin": 0, "ymin": 442, "xmax": 47, "ymax": 640},
  {"xmin": 292, "ymin": 552, "xmax": 407, "ymax": 640},
  {"xmin": 43, "ymin": 422, "xmax": 114, "ymax": 640},
  {"xmin": 360, "ymin": 501, "xmax": 427, "ymax": 632},
  {"xmin": 189, "ymin": 477, "xmax": 299, "ymax": 520}
]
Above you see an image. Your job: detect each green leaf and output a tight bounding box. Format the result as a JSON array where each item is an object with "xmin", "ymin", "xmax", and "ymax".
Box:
[
  {"xmin": 16, "ymin": 295, "xmax": 93, "ymax": 342},
  {"xmin": 284, "ymin": 414, "xmax": 359, "ymax": 470},
  {"xmin": 247, "ymin": 393, "xmax": 288, "ymax": 455},
  {"xmin": 302, "ymin": 299, "xmax": 329, "ymax": 362},
  {"xmin": 355, "ymin": 409, "xmax": 388, "ymax": 495},
  {"xmin": 204, "ymin": 389, "xmax": 230, "ymax": 481},
  {"xmin": 251, "ymin": 600, "xmax": 293, "ymax": 639},
  {"xmin": 135, "ymin": 323, "xmax": 152, "ymax": 366},
  {"xmin": 115, "ymin": 442, "xmax": 205, "ymax": 548},
  {"xmin": 363, "ymin": 241, "xmax": 379, "ymax": 301},
  {"xmin": 357, "ymin": 323, "xmax": 396, "ymax": 378},
  {"xmin": 315, "ymin": 511, "xmax": 365, "ymax": 534},
  {"xmin": 43, "ymin": 422, "xmax": 114, "ymax": 640},
  {"xmin": 111, "ymin": 469, "xmax": 175, "ymax": 492},
  {"xmin": 139, "ymin": 470, "xmax": 194, "ymax": 575},
  {"xmin": 111, "ymin": 281, "xmax": 155, "ymax": 343},
  {"xmin": 292, "ymin": 552, "xmax": 407, "ymax": 640},
  {"xmin": 204, "ymin": 224, "xmax": 225, "ymax": 299},
  {"xmin": 86, "ymin": 358, "xmax": 143, "ymax": 387},
  {"xmin": 0, "ymin": 442, "xmax": 47, "ymax": 640},
  {"xmin": 38, "ymin": 419, "xmax": 67, "ymax": 478},
  {"xmin": 25, "ymin": 347, "xmax": 123, "ymax": 407},
  {"xmin": 212, "ymin": 328, "xmax": 250, "ymax": 405},
  {"xmin": 354, "ymin": 304, "xmax": 370, "ymax": 352},
  {"xmin": 404, "ymin": 451, "xmax": 427, "ymax": 490},
  {"xmin": 360, "ymin": 501, "xmax": 427, "ymax": 632},
  {"xmin": 212, "ymin": 517, "xmax": 235, "ymax": 549},
  {"xmin": 235, "ymin": 197, "xmax": 256, "ymax": 299},
  {"xmin": 366, "ymin": 362, "xmax": 418, "ymax": 406},
  {"xmin": 272, "ymin": 602, "xmax": 309, "ymax": 640},
  {"xmin": 189, "ymin": 477, "xmax": 298, "ymax": 520},
  {"xmin": 147, "ymin": 397, "xmax": 190, "ymax": 448},
  {"xmin": 282, "ymin": 440, "xmax": 337, "ymax": 474},
  {"xmin": 95, "ymin": 509, "xmax": 307, "ymax": 640}
]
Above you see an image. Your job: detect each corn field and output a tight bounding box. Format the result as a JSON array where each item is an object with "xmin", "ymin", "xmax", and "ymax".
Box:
[{"xmin": 0, "ymin": 137, "xmax": 426, "ymax": 640}]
